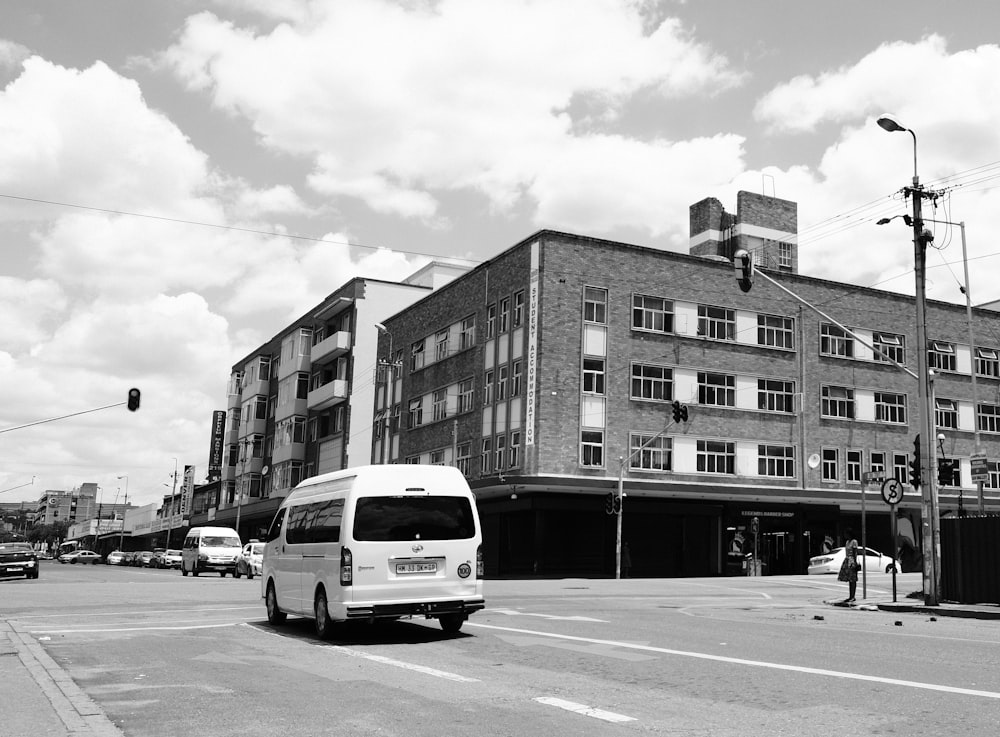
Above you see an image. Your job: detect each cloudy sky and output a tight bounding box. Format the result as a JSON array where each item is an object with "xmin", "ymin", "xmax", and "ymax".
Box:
[{"xmin": 3, "ymin": 0, "xmax": 1000, "ymax": 508}]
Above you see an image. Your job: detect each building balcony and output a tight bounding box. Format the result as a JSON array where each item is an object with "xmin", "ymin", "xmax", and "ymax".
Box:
[
  {"xmin": 307, "ymin": 379, "xmax": 348, "ymax": 411},
  {"xmin": 311, "ymin": 330, "xmax": 352, "ymax": 365}
]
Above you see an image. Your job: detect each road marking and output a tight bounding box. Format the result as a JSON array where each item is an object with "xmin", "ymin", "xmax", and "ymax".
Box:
[
  {"xmin": 29, "ymin": 623, "xmax": 239, "ymax": 634},
  {"xmin": 469, "ymin": 622, "xmax": 1000, "ymax": 700},
  {"xmin": 534, "ymin": 696, "xmax": 635, "ymax": 723},
  {"xmin": 327, "ymin": 646, "xmax": 480, "ymax": 682},
  {"xmin": 490, "ymin": 608, "xmax": 607, "ymax": 622}
]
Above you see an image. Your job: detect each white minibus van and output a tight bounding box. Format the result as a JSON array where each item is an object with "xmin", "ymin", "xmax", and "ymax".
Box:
[
  {"xmin": 261, "ymin": 465, "xmax": 485, "ymax": 639},
  {"xmin": 180, "ymin": 526, "xmax": 242, "ymax": 577}
]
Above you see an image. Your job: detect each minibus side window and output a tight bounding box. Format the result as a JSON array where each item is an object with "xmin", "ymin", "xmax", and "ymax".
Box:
[
  {"xmin": 286, "ymin": 505, "xmax": 308, "ymax": 545},
  {"xmin": 265, "ymin": 508, "xmax": 286, "ymax": 542},
  {"xmin": 306, "ymin": 499, "xmax": 344, "ymax": 544}
]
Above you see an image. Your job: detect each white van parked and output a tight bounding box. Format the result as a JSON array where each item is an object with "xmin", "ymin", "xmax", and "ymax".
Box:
[
  {"xmin": 262, "ymin": 464, "xmax": 484, "ymax": 638},
  {"xmin": 180, "ymin": 526, "xmax": 242, "ymax": 577}
]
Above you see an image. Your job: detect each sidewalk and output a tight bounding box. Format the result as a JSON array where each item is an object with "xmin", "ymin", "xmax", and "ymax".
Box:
[
  {"xmin": 826, "ymin": 596, "xmax": 1000, "ymax": 620},
  {"xmin": 0, "ymin": 620, "xmax": 123, "ymax": 737}
]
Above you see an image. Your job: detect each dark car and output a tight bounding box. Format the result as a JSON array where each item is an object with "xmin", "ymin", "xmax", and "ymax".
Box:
[
  {"xmin": 0, "ymin": 542, "xmax": 40, "ymax": 580},
  {"xmin": 136, "ymin": 551, "xmax": 156, "ymax": 567}
]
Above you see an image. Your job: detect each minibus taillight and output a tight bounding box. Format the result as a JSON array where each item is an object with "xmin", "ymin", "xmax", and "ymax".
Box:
[
  {"xmin": 476, "ymin": 545, "xmax": 484, "ymax": 578},
  {"xmin": 340, "ymin": 547, "xmax": 353, "ymax": 586}
]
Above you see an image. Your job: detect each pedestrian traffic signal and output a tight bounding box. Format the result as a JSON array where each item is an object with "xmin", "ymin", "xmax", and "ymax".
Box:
[
  {"xmin": 605, "ymin": 492, "xmax": 614, "ymax": 514},
  {"xmin": 671, "ymin": 400, "xmax": 689, "ymax": 423},
  {"xmin": 127, "ymin": 388, "xmax": 141, "ymax": 412},
  {"xmin": 908, "ymin": 434, "xmax": 921, "ymax": 489},
  {"xmin": 937, "ymin": 459, "xmax": 954, "ymax": 487}
]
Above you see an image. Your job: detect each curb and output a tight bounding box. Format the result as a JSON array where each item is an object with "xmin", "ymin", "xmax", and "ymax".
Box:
[{"xmin": 823, "ymin": 598, "xmax": 1000, "ymax": 620}]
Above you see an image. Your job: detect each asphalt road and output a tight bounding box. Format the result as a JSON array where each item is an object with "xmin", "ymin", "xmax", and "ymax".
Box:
[{"xmin": 4, "ymin": 562, "xmax": 999, "ymax": 736}]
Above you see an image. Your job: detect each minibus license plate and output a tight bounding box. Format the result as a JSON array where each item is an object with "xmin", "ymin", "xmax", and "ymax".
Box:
[{"xmin": 396, "ymin": 562, "xmax": 436, "ymax": 574}]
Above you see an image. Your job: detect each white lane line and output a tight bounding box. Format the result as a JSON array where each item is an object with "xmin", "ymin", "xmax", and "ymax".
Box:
[
  {"xmin": 469, "ymin": 622, "xmax": 1000, "ymax": 700},
  {"xmin": 534, "ymin": 696, "xmax": 635, "ymax": 723},
  {"xmin": 328, "ymin": 646, "xmax": 480, "ymax": 683},
  {"xmin": 29, "ymin": 622, "xmax": 239, "ymax": 634},
  {"xmin": 490, "ymin": 608, "xmax": 607, "ymax": 622}
]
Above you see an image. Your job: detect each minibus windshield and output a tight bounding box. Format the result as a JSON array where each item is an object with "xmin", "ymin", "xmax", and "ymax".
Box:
[
  {"xmin": 353, "ymin": 496, "xmax": 475, "ymax": 541},
  {"xmin": 202, "ymin": 536, "xmax": 241, "ymax": 547}
]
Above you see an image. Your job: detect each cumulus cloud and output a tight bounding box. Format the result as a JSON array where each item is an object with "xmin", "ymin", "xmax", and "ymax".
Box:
[{"xmin": 160, "ymin": 0, "xmax": 742, "ymax": 224}]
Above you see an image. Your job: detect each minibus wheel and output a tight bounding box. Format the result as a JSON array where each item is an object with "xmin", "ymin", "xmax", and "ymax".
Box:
[
  {"xmin": 265, "ymin": 582, "xmax": 286, "ymax": 625},
  {"xmin": 439, "ymin": 614, "xmax": 466, "ymax": 634},
  {"xmin": 314, "ymin": 587, "xmax": 335, "ymax": 641}
]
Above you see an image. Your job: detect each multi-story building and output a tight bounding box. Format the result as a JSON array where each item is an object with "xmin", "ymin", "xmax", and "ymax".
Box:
[
  {"xmin": 370, "ymin": 192, "xmax": 1000, "ymax": 578},
  {"xmin": 194, "ymin": 263, "xmax": 471, "ymax": 540},
  {"xmin": 33, "ymin": 484, "xmax": 100, "ymax": 526}
]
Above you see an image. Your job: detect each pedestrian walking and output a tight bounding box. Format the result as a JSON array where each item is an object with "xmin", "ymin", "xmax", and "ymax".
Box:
[
  {"xmin": 621, "ymin": 542, "xmax": 632, "ymax": 578},
  {"xmin": 837, "ymin": 528, "xmax": 859, "ymax": 602}
]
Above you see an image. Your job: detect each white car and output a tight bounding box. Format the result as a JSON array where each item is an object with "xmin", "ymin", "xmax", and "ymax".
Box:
[
  {"xmin": 234, "ymin": 542, "xmax": 264, "ymax": 579},
  {"xmin": 808, "ymin": 546, "xmax": 901, "ymax": 575},
  {"xmin": 106, "ymin": 550, "xmax": 127, "ymax": 566}
]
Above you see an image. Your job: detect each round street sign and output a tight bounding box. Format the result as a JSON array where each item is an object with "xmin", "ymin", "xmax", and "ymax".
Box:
[{"xmin": 881, "ymin": 478, "xmax": 904, "ymax": 505}]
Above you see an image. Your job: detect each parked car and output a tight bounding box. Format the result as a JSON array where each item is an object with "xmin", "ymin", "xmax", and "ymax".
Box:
[
  {"xmin": 0, "ymin": 542, "xmax": 40, "ymax": 579},
  {"xmin": 135, "ymin": 551, "xmax": 155, "ymax": 567},
  {"xmin": 148, "ymin": 549, "xmax": 167, "ymax": 568},
  {"xmin": 807, "ymin": 546, "xmax": 901, "ymax": 575},
  {"xmin": 159, "ymin": 549, "xmax": 182, "ymax": 569},
  {"xmin": 106, "ymin": 550, "xmax": 127, "ymax": 566},
  {"xmin": 58, "ymin": 550, "xmax": 103, "ymax": 565},
  {"xmin": 234, "ymin": 542, "xmax": 264, "ymax": 579}
]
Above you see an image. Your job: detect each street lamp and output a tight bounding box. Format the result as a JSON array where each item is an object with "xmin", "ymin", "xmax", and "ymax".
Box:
[
  {"xmin": 116, "ymin": 474, "xmax": 128, "ymax": 552},
  {"xmin": 375, "ymin": 323, "xmax": 397, "ymax": 464},
  {"xmin": 876, "ymin": 112, "xmax": 941, "ymax": 605},
  {"xmin": 165, "ymin": 458, "xmax": 178, "ymax": 551}
]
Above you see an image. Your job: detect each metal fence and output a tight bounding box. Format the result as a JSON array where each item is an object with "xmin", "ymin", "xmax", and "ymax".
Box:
[{"xmin": 940, "ymin": 515, "xmax": 1000, "ymax": 604}]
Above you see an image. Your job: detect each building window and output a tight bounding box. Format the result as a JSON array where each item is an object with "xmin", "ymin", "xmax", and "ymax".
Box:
[
  {"xmin": 631, "ymin": 363, "xmax": 672, "ymax": 402},
  {"xmin": 821, "ymin": 385, "xmax": 855, "ymax": 419},
  {"xmin": 758, "ymin": 445, "xmax": 794, "ymax": 478},
  {"xmin": 408, "ymin": 398, "xmax": 423, "ymax": 428},
  {"xmin": 581, "ymin": 430, "xmax": 604, "ymax": 467},
  {"xmin": 410, "ymin": 340, "xmax": 426, "ymax": 372},
  {"xmin": 456, "ymin": 442, "xmax": 472, "ymax": 476},
  {"xmin": 460, "ymin": 315, "xmax": 476, "ymax": 350},
  {"xmin": 632, "ymin": 295, "xmax": 673, "ymax": 333},
  {"xmin": 893, "ymin": 453, "xmax": 908, "ymax": 484},
  {"xmin": 511, "ymin": 360, "xmax": 523, "ymax": 396},
  {"xmin": 509, "ymin": 430, "xmax": 521, "ymax": 468},
  {"xmin": 936, "ymin": 398, "xmax": 958, "ymax": 430},
  {"xmin": 875, "ymin": 392, "xmax": 906, "ymax": 424},
  {"xmin": 583, "ymin": 358, "xmax": 605, "ymax": 395},
  {"xmin": 869, "ymin": 451, "xmax": 887, "ymax": 477},
  {"xmin": 929, "ymin": 341, "xmax": 956, "ymax": 371},
  {"xmin": 697, "ymin": 305, "xmax": 735, "ymax": 341},
  {"xmin": 698, "ymin": 372, "xmax": 735, "ymax": 407},
  {"xmin": 758, "ymin": 379, "xmax": 795, "ymax": 413},
  {"xmin": 822, "ymin": 448, "xmax": 838, "ymax": 481},
  {"xmin": 987, "ymin": 462, "xmax": 1000, "ymax": 489},
  {"xmin": 978, "ymin": 404, "xmax": 1000, "ymax": 433},
  {"xmin": 778, "ymin": 241, "xmax": 793, "ymax": 269},
  {"xmin": 432, "ymin": 389, "xmax": 448, "ymax": 422},
  {"xmin": 697, "ymin": 440, "xmax": 735, "ymax": 474},
  {"xmin": 486, "ymin": 304, "xmax": 496, "ymax": 339},
  {"xmin": 820, "ymin": 323, "xmax": 854, "ymax": 358},
  {"xmin": 484, "ymin": 370, "xmax": 494, "ymax": 405},
  {"xmin": 629, "ymin": 434, "xmax": 672, "ymax": 472},
  {"xmin": 405, "ymin": 456, "xmax": 421, "ymax": 465},
  {"xmin": 430, "ymin": 449, "xmax": 446, "ymax": 466},
  {"xmin": 497, "ymin": 365, "xmax": 509, "ymax": 401},
  {"xmin": 975, "ymin": 347, "xmax": 1000, "ymax": 378},
  {"xmin": 758, "ymin": 314, "xmax": 794, "ymax": 349},
  {"xmin": 583, "ymin": 287, "xmax": 608, "ymax": 325},
  {"xmin": 481, "ymin": 438, "xmax": 492, "ymax": 474},
  {"xmin": 435, "ymin": 330, "xmax": 449, "ymax": 362},
  {"xmin": 874, "ymin": 331, "xmax": 905, "ymax": 364},
  {"xmin": 847, "ymin": 449, "xmax": 862, "ymax": 483},
  {"xmin": 458, "ymin": 379, "xmax": 474, "ymax": 413},
  {"xmin": 513, "ymin": 291, "xmax": 525, "ymax": 328},
  {"xmin": 499, "ymin": 297, "xmax": 510, "ymax": 333},
  {"xmin": 494, "ymin": 434, "xmax": 506, "ymax": 470}
]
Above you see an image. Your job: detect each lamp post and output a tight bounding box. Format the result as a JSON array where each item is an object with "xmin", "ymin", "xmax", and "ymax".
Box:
[
  {"xmin": 877, "ymin": 113, "xmax": 941, "ymax": 605},
  {"xmin": 235, "ymin": 437, "xmax": 252, "ymax": 536},
  {"xmin": 375, "ymin": 323, "xmax": 396, "ymax": 464},
  {"xmin": 116, "ymin": 474, "xmax": 128, "ymax": 552},
  {"xmin": 165, "ymin": 458, "xmax": 178, "ymax": 551}
]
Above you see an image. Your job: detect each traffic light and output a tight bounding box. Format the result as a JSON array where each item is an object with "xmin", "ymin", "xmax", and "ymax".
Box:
[
  {"xmin": 605, "ymin": 492, "xmax": 614, "ymax": 514},
  {"xmin": 734, "ymin": 249, "xmax": 754, "ymax": 293},
  {"xmin": 127, "ymin": 388, "xmax": 141, "ymax": 412},
  {"xmin": 908, "ymin": 434, "xmax": 921, "ymax": 489},
  {"xmin": 937, "ymin": 459, "xmax": 954, "ymax": 487},
  {"xmin": 613, "ymin": 494, "xmax": 621, "ymax": 514},
  {"xmin": 671, "ymin": 401, "xmax": 689, "ymax": 423}
]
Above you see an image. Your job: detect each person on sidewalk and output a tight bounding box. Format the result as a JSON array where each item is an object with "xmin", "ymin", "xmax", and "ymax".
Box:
[{"xmin": 837, "ymin": 528, "xmax": 860, "ymax": 602}]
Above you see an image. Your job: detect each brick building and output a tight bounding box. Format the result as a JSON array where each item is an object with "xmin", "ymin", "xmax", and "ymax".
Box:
[{"xmin": 371, "ymin": 192, "xmax": 1000, "ymax": 578}]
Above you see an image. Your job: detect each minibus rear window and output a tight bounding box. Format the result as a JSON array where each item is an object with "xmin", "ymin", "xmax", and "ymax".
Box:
[{"xmin": 353, "ymin": 496, "xmax": 475, "ymax": 541}]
